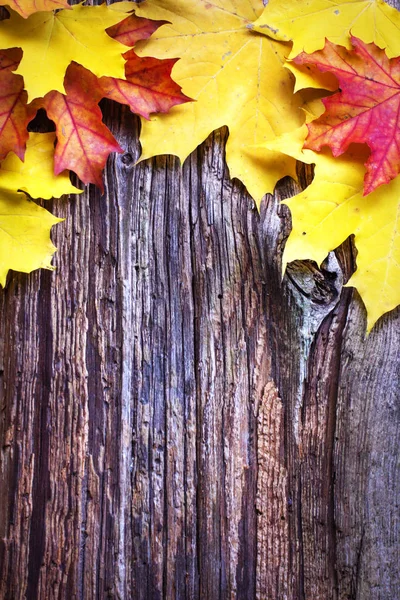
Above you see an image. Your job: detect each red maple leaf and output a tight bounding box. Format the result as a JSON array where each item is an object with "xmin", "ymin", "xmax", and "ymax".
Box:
[
  {"xmin": 0, "ymin": 48, "xmax": 23, "ymax": 72},
  {"xmin": 294, "ymin": 37, "xmax": 400, "ymax": 195},
  {"xmin": 0, "ymin": 69, "xmax": 36, "ymax": 161},
  {"xmin": 42, "ymin": 56, "xmax": 189, "ymax": 188},
  {"xmin": 100, "ymin": 50, "xmax": 190, "ymax": 119},
  {"xmin": 104, "ymin": 15, "xmax": 191, "ymax": 118},
  {"xmin": 0, "ymin": 12, "xmax": 189, "ymax": 189},
  {"xmin": 42, "ymin": 64, "xmax": 122, "ymax": 191},
  {"xmin": 0, "ymin": 0, "xmax": 70, "ymax": 18},
  {"xmin": 0, "ymin": 48, "xmax": 35, "ymax": 161},
  {"xmin": 106, "ymin": 12, "xmax": 167, "ymax": 47}
]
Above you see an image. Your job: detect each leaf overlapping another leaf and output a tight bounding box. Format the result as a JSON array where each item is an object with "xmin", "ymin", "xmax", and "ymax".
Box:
[
  {"xmin": 106, "ymin": 11, "xmax": 167, "ymax": 47},
  {"xmin": 0, "ymin": 132, "xmax": 81, "ymax": 285},
  {"xmin": 0, "ymin": 132, "xmax": 81, "ymax": 199},
  {"xmin": 41, "ymin": 64, "xmax": 123, "ymax": 191},
  {"xmin": 0, "ymin": 47, "xmax": 34, "ymax": 161},
  {"xmin": 0, "ymin": 0, "xmax": 193, "ymax": 283},
  {"xmin": 38, "ymin": 56, "xmax": 189, "ymax": 189},
  {"xmin": 134, "ymin": 0, "xmax": 305, "ymax": 202},
  {"xmin": 0, "ymin": 2, "xmax": 134, "ymax": 99},
  {"xmin": 266, "ymin": 124, "xmax": 400, "ymax": 331},
  {"xmin": 0, "ymin": 0, "xmax": 397, "ymax": 330},
  {"xmin": 101, "ymin": 52, "xmax": 191, "ymax": 119},
  {"xmin": 253, "ymin": 0, "xmax": 400, "ymax": 59},
  {"xmin": 295, "ymin": 37, "xmax": 400, "ymax": 195},
  {"xmin": 0, "ymin": 1, "xmax": 189, "ymax": 189}
]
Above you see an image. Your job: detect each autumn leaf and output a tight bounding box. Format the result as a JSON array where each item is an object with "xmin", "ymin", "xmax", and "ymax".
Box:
[
  {"xmin": 39, "ymin": 54, "xmax": 189, "ymax": 188},
  {"xmin": 0, "ymin": 0, "xmax": 71, "ymax": 18},
  {"xmin": 100, "ymin": 51, "xmax": 190, "ymax": 119},
  {"xmin": 0, "ymin": 131, "xmax": 81, "ymax": 285},
  {"xmin": 0, "ymin": 132, "xmax": 81, "ymax": 199},
  {"xmin": 265, "ymin": 125, "xmax": 400, "ymax": 331},
  {"xmin": 0, "ymin": 2, "xmax": 134, "ymax": 99},
  {"xmin": 42, "ymin": 64, "xmax": 123, "ymax": 190},
  {"xmin": 0, "ymin": 191, "xmax": 61, "ymax": 286},
  {"xmin": 0, "ymin": 3, "xmax": 189, "ymax": 190},
  {"xmin": 0, "ymin": 0, "xmax": 70, "ymax": 18},
  {"xmin": 285, "ymin": 61, "xmax": 339, "ymax": 93},
  {"xmin": 0, "ymin": 45, "xmax": 35, "ymax": 161},
  {"xmin": 295, "ymin": 37, "xmax": 400, "ymax": 195},
  {"xmin": 106, "ymin": 11, "xmax": 167, "ymax": 47},
  {"xmin": 253, "ymin": 0, "xmax": 400, "ymax": 59},
  {"xmin": 133, "ymin": 0, "xmax": 305, "ymax": 202},
  {"xmin": 0, "ymin": 47, "xmax": 22, "ymax": 71},
  {"xmin": 104, "ymin": 13, "xmax": 191, "ymax": 118},
  {"xmin": 0, "ymin": 69, "xmax": 36, "ymax": 161},
  {"xmin": 346, "ymin": 198, "xmax": 399, "ymax": 333},
  {"xmin": 284, "ymin": 157, "xmax": 400, "ymax": 331}
]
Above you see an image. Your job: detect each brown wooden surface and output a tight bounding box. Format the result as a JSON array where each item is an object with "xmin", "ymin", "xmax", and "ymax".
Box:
[{"xmin": 1, "ymin": 3, "xmax": 400, "ymax": 598}]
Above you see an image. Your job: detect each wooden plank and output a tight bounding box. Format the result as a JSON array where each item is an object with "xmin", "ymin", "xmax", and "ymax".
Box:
[{"xmin": 1, "ymin": 4, "xmax": 399, "ymax": 596}]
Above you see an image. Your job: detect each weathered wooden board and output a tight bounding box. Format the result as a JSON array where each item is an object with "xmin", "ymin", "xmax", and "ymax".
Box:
[{"xmin": 0, "ymin": 2, "xmax": 399, "ymax": 598}]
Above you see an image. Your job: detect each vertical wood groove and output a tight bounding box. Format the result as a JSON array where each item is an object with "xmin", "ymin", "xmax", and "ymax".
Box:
[{"xmin": 1, "ymin": 38, "xmax": 399, "ymax": 596}]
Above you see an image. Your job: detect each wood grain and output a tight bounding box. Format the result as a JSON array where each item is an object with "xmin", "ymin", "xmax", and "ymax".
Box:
[{"xmin": 0, "ymin": 2, "xmax": 399, "ymax": 597}]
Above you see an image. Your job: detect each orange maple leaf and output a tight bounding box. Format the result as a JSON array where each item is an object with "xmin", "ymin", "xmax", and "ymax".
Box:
[
  {"xmin": 7, "ymin": 9, "xmax": 188, "ymax": 189},
  {"xmin": 0, "ymin": 69, "xmax": 35, "ymax": 161},
  {"xmin": 294, "ymin": 37, "xmax": 400, "ymax": 195},
  {"xmin": 0, "ymin": 0, "xmax": 70, "ymax": 18},
  {"xmin": 104, "ymin": 14, "xmax": 191, "ymax": 118},
  {"xmin": 41, "ymin": 56, "xmax": 189, "ymax": 188},
  {"xmin": 42, "ymin": 64, "xmax": 122, "ymax": 191},
  {"xmin": 106, "ymin": 12, "xmax": 167, "ymax": 47},
  {"xmin": 0, "ymin": 47, "xmax": 22, "ymax": 71},
  {"xmin": 101, "ymin": 51, "xmax": 191, "ymax": 119}
]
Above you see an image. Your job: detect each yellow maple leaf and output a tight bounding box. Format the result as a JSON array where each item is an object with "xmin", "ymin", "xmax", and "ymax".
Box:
[
  {"xmin": 0, "ymin": 132, "xmax": 81, "ymax": 285},
  {"xmin": 285, "ymin": 62, "xmax": 338, "ymax": 93},
  {"xmin": 0, "ymin": 2, "xmax": 133, "ymax": 100},
  {"xmin": 253, "ymin": 0, "xmax": 400, "ymax": 59},
  {"xmin": 0, "ymin": 0, "xmax": 70, "ymax": 19},
  {"xmin": 0, "ymin": 132, "xmax": 81, "ymax": 199},
  {"xmin": 0, "ymin": 192, "xmax": 62, "ymax": 286},
  {"xmin": 133, "ymin": 0, "xmax": 305, "ymax": 202},
  {"xmin": 266, "ymin": 124, "xmax": 400, "ymax": 331}
]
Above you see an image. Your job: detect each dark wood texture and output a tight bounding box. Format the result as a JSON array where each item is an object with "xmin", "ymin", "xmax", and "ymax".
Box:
[{"xmin": 0, "ymin": 4, "xmax": 399, "ymax": 597}]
